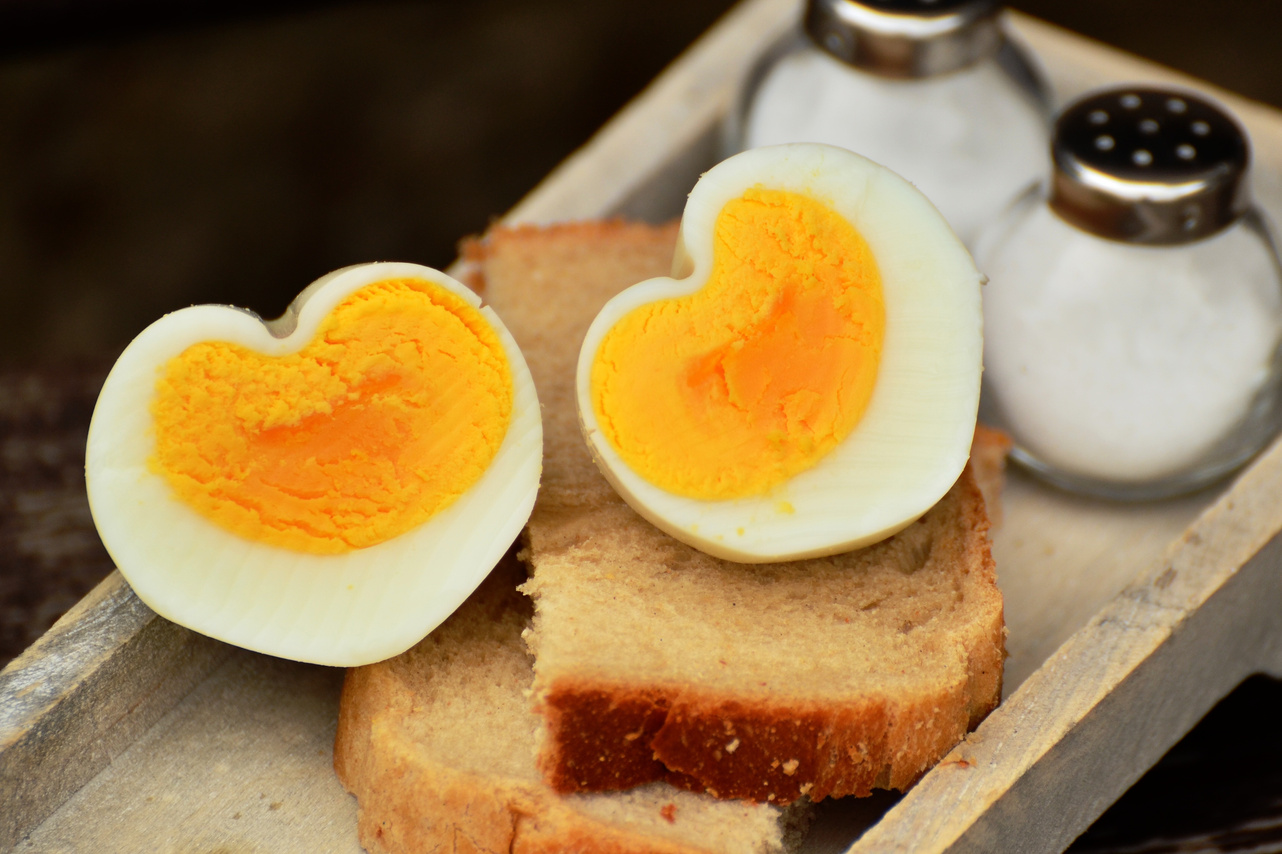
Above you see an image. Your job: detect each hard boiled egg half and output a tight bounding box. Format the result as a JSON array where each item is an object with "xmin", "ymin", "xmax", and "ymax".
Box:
[
  {"xmin": 577, "ymin": 143, "xmax": 982, "ymax": 563},
  {"xmin": 86, "ymin": 262, "xmax": 541, "ymax": 666}
]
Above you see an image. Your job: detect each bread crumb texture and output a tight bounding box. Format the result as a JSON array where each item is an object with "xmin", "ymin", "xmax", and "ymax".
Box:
[
  {"xmin": 590, "ymin": 189, "xmax": 884, "ymax": 499},
  {"xmin": 476, "ymin": 221, "xmax": 1005, "ymax": 806},
  {"xmin": 333, "ymin": 554, "xmax": 810, "ymax": 854},
  {"xmin": 152, "ymin": 278, "xmax": 512, "ymax": 554}
]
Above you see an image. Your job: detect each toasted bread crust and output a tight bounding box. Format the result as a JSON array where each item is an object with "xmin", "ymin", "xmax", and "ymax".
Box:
[
  {"xmin": 533, "ymin": 464, "xmax": 1003, "ymax": 804},
  {"xmin": 970, "ymin": 424, "xmax": 1014, "ymax": 528},
  {"xmin": 540, "ymin": 685, "xmax": 675, "ymax": 791},
  {"xmin": 514, "ymin": 809, "xmax": 719, "ymax": 854}
]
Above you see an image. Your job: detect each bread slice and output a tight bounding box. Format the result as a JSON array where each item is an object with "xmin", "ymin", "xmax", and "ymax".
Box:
[
  {"xmin": 970, "ymin": 424, "xmax": 1013, "ymax": 528},
  {"xmin": 333, "ymin": 551, "xmax": 813, "ymax": 854},
  {"xmin": 472, "ymin": 221, "xmax": 1005, "ymax": 806}
]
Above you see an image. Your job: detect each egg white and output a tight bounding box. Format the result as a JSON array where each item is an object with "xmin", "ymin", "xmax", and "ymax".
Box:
[
  {"xmin": 576, "ymin": 143, "xmax": 982, "ymax": 563},
  {"xmin": 86, "ymin": 262, "xmax": 542, "ymax": 666}
]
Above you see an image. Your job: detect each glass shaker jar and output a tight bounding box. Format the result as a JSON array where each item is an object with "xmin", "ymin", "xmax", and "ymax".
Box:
[
  {"xmin": 978, "ymin": 87, "xmax": 1282, "ymax": 499},
  {"xmin": 733, "ymin": 0, "xmax": 1050, "ymax": 247}
]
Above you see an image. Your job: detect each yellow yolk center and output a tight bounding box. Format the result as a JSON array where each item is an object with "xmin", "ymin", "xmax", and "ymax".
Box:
[
  {"xmin": 151, "ymin": 278, "xmax": 513, "ymax": 554},
  {"xmin": 591, "ymin": 187, "xmax": 885, "ymax": 500}
]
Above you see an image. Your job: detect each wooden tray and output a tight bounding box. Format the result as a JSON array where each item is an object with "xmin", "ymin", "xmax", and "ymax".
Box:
[{"xmin": 5, "ymin": 1, "xmax": 1282, "ymax": 851}]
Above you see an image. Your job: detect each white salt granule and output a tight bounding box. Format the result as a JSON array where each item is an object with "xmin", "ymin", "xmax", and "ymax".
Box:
[
  {"xmin": 743, "ymin": 47, "xmax": 1047, "ymax": 247},
  {"xmin": 978, "ymin": 202, "xmax": 1282, "ymax": 482}
]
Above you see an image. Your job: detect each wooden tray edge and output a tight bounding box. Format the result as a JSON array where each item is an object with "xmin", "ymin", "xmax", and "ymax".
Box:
[{"xmin": 0, "ymin": 572, "xmax": 229, "ymax": 847}]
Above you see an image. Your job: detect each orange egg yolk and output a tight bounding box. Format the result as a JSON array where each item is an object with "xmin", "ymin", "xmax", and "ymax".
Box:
[
  {"xmin": 151, "ymin": 278, "xmax": 513, "ymax": 554},
  {"xmin": 590, "ymin": 187, "xmax": 885, "ymax": 500}
]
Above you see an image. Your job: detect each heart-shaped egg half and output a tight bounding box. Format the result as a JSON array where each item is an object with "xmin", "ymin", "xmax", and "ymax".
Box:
[
  {"xmin": 577, "ymin": 143, "xmax": 982, "ymax": 562},
  {"xmin": 86, "ymin": 262, "xmax": 541, "ymax": 666}
]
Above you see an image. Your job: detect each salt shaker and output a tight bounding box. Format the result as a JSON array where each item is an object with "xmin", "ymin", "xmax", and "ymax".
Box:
[
  {"xmin": 978, "ymin": 87, "xmax": 1282, "ymax": 499},
  {"xmin": 733, "ymin": 0, "xmax": 1050, "ymax": 247}
]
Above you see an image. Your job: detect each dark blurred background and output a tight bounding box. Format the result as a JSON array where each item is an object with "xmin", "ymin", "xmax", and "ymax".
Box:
[
  {"xmin": 0, "ymin": 0, "xmax": 1279, "ymax": 365},
  {"xmin": 0, "ymin": 2, "xmax": 1280, "ymax": 850}
]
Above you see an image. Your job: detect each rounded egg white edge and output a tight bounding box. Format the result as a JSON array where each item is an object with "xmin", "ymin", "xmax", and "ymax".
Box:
[
  {"xmin": 575, "ymin": 143, "xmax": 981, "ymax": 563},
  {"xmin": 86, "ymin": 261, "xmax": 542, "ymax": 666}
]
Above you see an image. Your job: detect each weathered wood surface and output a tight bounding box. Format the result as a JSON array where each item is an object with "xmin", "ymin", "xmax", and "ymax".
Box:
[
  {"xmin": 13, "ymin": 647, "xmax": 353, "ymax": 854},
  {"xmin": 853, "ymin": 446, "xmax": 1282, "ymax": 853},
  {"xmin": 5, "ymin": 1, "xmax": 1282, "ymax": 852},
  {"xmin": 0, "ymin": 572, "xmax": 229, "ymax": 849}
]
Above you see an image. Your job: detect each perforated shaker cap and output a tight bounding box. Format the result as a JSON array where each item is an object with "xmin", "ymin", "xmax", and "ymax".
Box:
[
  {"xmin": 805, "ymin": 0, "xmax": 1003, "ymax": 78},
  {"xmin": 1049, "ymin": 87, "xmax": 1251, "ymax": 244}
]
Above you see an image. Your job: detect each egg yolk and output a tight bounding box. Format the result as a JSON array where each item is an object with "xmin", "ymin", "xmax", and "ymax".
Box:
[
  {"xmin": 151, "ymin": 278, "xmax": 513, "ymax": 554},
  {"xmin": 590, "ymin": 187, "xmax": 885, "ymax": 500}
]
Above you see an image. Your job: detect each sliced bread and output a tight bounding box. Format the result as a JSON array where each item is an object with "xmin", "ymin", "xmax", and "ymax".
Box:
[
  {"xmin": 472, "ymin": 221, "xmax": 1005, "ymax": 806},
  {"xmin": 333, "ymin": 551, "xmax": 812, "ymax": 854}
]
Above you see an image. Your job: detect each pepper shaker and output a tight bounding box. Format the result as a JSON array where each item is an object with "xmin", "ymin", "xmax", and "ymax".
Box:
[
  {"xmin": 978, "ymin": 87, "xmax": 1282, "ymax": 499},
  {"xmin": 733, "ymin": 0, "xmax": 1050, "ymax": 247}
]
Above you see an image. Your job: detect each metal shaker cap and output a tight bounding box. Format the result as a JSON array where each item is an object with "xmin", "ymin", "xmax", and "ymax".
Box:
[
  {"xmin": 805, "ymin": 0, "xmax": 1004, "ymax": 78},
  {"xmin": 1049, "ymin": 87, "xmax": 1250, "ymax": 245}
]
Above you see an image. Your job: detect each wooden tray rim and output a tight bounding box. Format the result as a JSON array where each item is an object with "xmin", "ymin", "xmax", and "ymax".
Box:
[{"xmin": 4, "ymin": 2, "xmax": 1282, "ymax": 851}]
